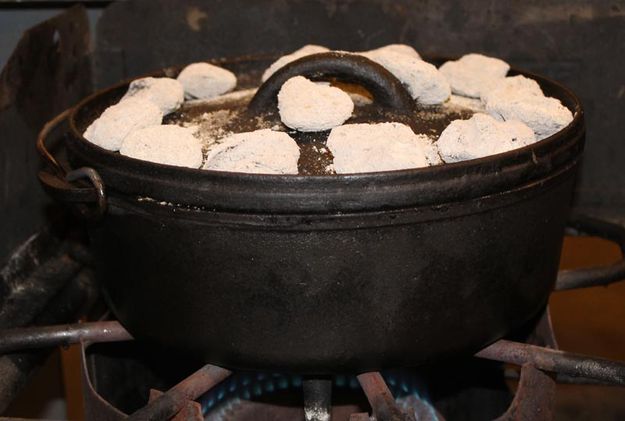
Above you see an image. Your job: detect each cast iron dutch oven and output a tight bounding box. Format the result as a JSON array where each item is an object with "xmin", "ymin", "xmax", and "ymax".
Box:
[{"xmin": 38, "ymin": 52, "xmax": 587, "ymax": 373}]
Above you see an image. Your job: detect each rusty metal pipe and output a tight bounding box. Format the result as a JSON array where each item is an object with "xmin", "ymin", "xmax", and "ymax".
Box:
[
  {"xmin": 495, "ymin": 364, "xmax": 556, "ymax": 421},
  {"xmin": 476, "ymin": 339, "xmax": 625, "ymax": 386},
  {"xmin": 556, "ymin": 215, "xmax": 625, "ymax": 290},
  {"xmin": 128, "ymin": 364, "xmax": 232, "ymax": 421},
  {"xmin": 357, "ymin": 372, "xmax": 415, "ymax": 421},
  {"xmin": 0, "ymin": 321, "xmax": 132, "ymax": 354}
]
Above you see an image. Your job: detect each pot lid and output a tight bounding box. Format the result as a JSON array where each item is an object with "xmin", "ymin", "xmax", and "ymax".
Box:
[{"xmin": 62, "ymin": 54, "xmax": 584, "ymax": 213}]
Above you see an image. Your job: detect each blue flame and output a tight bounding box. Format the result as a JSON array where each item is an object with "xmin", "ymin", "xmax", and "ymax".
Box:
[{"xmin": 199, "ymin": 370, "xmax": 439, "ymax": 419}]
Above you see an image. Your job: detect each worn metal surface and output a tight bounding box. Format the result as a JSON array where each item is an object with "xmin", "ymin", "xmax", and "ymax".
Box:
[
  {"xmin": 0, "ymin": 227, "xmax": 95, "ymax": 411},
  {"xmin": 36, "ymin": 108, "xmax": 108, "ymax": 220},
  {"xmin": 148, "ymin": 389, "xmax": 203, "ymax": 421},
  {"xmin": 34, "ymin": 49, "xmax": 585, "ymax": 372},
  {"xmin": 28, "ymin": 305, "xmax": 618, "ymax": 420},
  {"xmin": 0, "ymin": 4, "xmax": 92, "ymax": 265},
  {"xmin": 71, "ymin": 327, "xmax": 624, "ymax": 421},
  {"xmin": 556, "ymin": 215, "xmax": 625, "ymax": 290},
  {"xmin": 0, "ymin": 253, "xmax": 81, "ymax": 329},
  {"xmin": 248, "ymin": 52, "xmax": 415, "ymax": 114},
  {"xmin": 476, "ymin": 340, "xmax": 625, "ymax": 386},
  {"xmin": 39, "ymin": 54, "xmax": 581, "ymax": 208},
  {"xmin": 0, "ymin": 268, "xmax": 97, "ymax": 413},
  {"xmin": 496, "ymin": 364, "xmax": 556, "ymax": 421},
  {"xmin": 0, "ymin": 320, "xmax": 132, "ymax": 354},
  {"xmin": 497, "ymin": 311, "xmax": 558, "ymax": 420},
  {"xmin": 87, "ymin": 175, "xmax": 575, "ymax": 372},
  {"xmin": 0, "ymin": 231, "xmax": 78, "ymax": 329},
  {"xmin": 59, "ymin": 54, "xmax": 584, "ymax": 213},
  {"xmin": 357, "ymin": 372, "xmax": 415, "ymax": 421},
  {"xmin": 94, "ymin": 0, "xmax": 625, "ymax": 210},
  {"xmin": 127, "ymin": 364, "xmax": 232, "ymax": 421}
]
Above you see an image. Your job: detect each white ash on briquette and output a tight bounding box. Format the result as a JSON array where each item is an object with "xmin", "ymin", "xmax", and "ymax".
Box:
[
  {"xmin": 439, "ymin": 53, "xmax": 510, "ymax": 98},
  {"xmin": 177, "ymin": 62, "xmax": 237, "ymax": 100},
  {"xmin": 81, "ymin": 44, "xmax": 576, "ymax": 174},
  {"xmin": 436, "ymin": 113, "xmax": 536, "ymax": 163},
  {"xmin": 482, "ymin": 75, "xmax": 573, "ymax": 139},
  {"xmin": 202, "ymin": 129, "xmax": 300, "ymax": 174},
  {"xmin": 447, "ymin": 95, "xmax": 485, "ymax": 112},
  {"xmin": 83, "ymin": 97, "xmax": 163, "ymax": 151},
  {"xmin": 326, "ymin": 122, "xmax": 439, "ymax": 174},
  {"xmin": 122, "ymin": 77, "xmax": 185, "ymax": 114},
  {"xmin": 486, "ymin": 94, "xmax": 573, "ymax": 139},
  {"xmin": 269, "ymin": 45, "xmax": 450, "ymax": 105},
  {"xmin": 480, "ymin": 75, "xmax": 543, "ymax": 105},
  {"xmin": 120, "ymin": 125, "xmax": 203, "ymax": 168},
  {"xmin": 361, "ymin": 43, "xmax": 421, "ymax": 60},
  {"xmin": 360, "ymin": 49, "xmax": 451, "ymax": 105},
  {"xmin": 261, "ymin": 44, "xmax": 330, "ymax": 82},
  {"xmin": 262, "ymin": 44, "xmax": 421, "ymax": 84},
  {"xmin": 278, "ymin": 76, "xmax": 354, "ymax": 132}
]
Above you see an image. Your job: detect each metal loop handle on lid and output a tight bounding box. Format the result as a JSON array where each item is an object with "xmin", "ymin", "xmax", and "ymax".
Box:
[{"xmin": 247, "ymin": 52, "xmax": 415, "ymax": 116}]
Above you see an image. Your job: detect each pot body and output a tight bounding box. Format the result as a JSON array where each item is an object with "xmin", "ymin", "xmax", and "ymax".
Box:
[
  {"xmin": 91, "ymin": 165, "xmax": 576, "ymax": 373},
  {"xmin": 36, "ymin": 54, "xmax": 585, "ymax": 373}
]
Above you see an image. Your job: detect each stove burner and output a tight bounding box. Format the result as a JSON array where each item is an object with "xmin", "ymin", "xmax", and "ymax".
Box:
[
  {"xmin": 1, "ymin": 215, "xmax": 625, "ymax": 420},
  {"xmin": 200, "ymin": 371, "xmax": 436, "ymax": 420},
  {"xmin": 2, "ymin": 299, "xmax": 625, "ymax": 420},
  {"xmin": 65, "ymin": 309, "xmax": 624, "ymax": 421}
]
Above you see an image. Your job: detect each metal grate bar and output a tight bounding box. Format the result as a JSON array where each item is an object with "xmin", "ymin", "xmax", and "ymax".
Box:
[
  {"xmin": 0, "ymin": 320, "xmax": 132, "ymax": 353},
  {"xmin": 476, "ymin": 339, "xmax": 625, "ymax": 386},
  {"xmin": 357, "ymin": 372, "xmax": 415, "ymax": 421},
  {"xmin": 128, "ymin": 364, "xmax": 232, "ymax": 421}
]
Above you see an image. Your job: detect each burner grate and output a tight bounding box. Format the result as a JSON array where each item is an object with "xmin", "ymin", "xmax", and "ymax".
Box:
[
  {"xmin": 1, "ymin": 215, "xmax": 625, "ymax": 420},
  {"xmin": 2, "ymin": 309, "xmax": 623, "ymax": 420}
]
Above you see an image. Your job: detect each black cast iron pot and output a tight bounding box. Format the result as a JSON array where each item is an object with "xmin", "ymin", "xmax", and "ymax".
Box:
[{"xmin": 38, "ymin": 52, "xmax": 587, "ymax": 373}]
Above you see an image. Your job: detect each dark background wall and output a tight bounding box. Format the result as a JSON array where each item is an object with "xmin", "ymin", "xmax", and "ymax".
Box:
[
  {"xmin": 0, "ymin": 2, "xmax": 102, "ymax": 266},
  {"xmin": 0, "ymin": 8, "xmax": 101, "ymax": 69}
]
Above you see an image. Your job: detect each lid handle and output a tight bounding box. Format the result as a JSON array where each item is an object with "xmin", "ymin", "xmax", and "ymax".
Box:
[{"xmin": 247, "ymin": 52, "xmax": 414, "ymax": 115}]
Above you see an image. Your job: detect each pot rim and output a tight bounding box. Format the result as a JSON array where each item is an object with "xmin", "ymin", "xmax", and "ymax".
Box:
[{"xmin": 65, "ymin": 54, "xmax": 585, "ymax": 214}]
